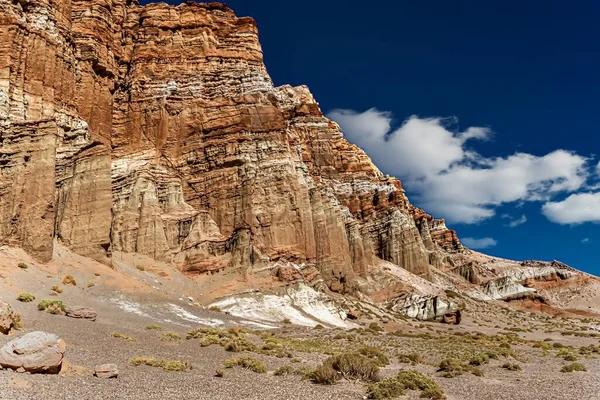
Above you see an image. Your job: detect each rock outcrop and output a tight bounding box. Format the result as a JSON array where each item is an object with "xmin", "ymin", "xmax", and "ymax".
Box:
[
  {"xmin": 0, "ymin": 331, "xmax": 66, "ymax": 373},
  {"xmin": 0, "ymin": 0, "xmax": 594, "ymax": 321},
  {"xmin": 0, "ymin": 302, "xmax": 18, "ymax": 334}
]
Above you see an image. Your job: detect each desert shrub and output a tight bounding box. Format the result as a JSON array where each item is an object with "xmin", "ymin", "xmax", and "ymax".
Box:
[
  {"xmin": 274, "ymin": 365, "xmax": 295, "ymax": 376},
  {"xmin": 62, "ymin": 275, "xmax": 77, "ymax": 286},
  {"xmin": 16, "ymin": 293, "xmax": 35, "ymax": 302},
  {"xmin": 11, "ymin": 312, "xmax": 23, "ymax": 329},
  {"xmin": 224, "ymin": 337, "xmax": 256, "ymax": 352},
  {"xmin": 358, "ymin": 346, "xmax": 390, "ymax": 366},
  {"xmin": 111, "ymin": 332, "xmax": 136, "ymax": 342},
  {"xmin": 130, "ymin": 356, "xmax": 191, "ymax": 372},
  {"xmin": 324, "ymin": 352, "xmax": 380, "ymax": 382},
  {"xmin": 224, "ymin": 357, "xmax": 267, "ymax": 373},
  {"xmin": 37, "ymin": 300, "xmax": 66, "ymax": 315},
  {"xmin": 17, "ymin": 263, "xmax": 28, "ymax": 270},
  {"xmin": 51, "ymin": 286, "xmax": 63, "ymax": 294},
  {"xmin": 469, "ymin": 354, "xmax": 490, "ymax": 366},
  {"xmin": 209, "ymin": 306, "xmax": 222, "ymax": 312},
  {"xmin": 438, "ymin": 358, "xmax": 483, "ymax": 378},
  {"xmin": 215, "ymin": 369, "xmax": 224, "ymax": 377},
  {"xmin": 367, "ymin": 370, "xmax": 444, "ymax": 399},
  {"xmin": 87, "ymin": 281, "xmax": 95, "ymax": 288},
  {"xmin": 560, "ymin": 363, "xmax": 587, "ymax": 373},
  {"xmin": 562, "ymin": 353, "xmax": 578, "ymax": 362},
  {"xmin": 145, "ymin": 325, "xmax": 162, "ymax": 331},
  {"xmin": 398, "ymin": 353, "xmax": 423, "ymax": 364},
  {"xmin": 368, "ymin": 322, "xmax": 383, "ymax": 332},
  {"xmin": 501, "ymin": 363, "xmax": 522, "ymax": 371},
  {"xmin": 312, "ymin": 364, "xmax": 339, "ymax": 384},
  {"xmin": 282, "ymin": 318, "xmax": 292, "ymax": 324},
  {"xmin": 161, "ymin": 332, "xmax": 182, "ymax": 342}
]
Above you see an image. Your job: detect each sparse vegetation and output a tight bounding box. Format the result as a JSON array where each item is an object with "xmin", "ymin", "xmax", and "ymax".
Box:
[
  {"xmin": 502, "ymin": 363, "xmax": 522, "ymax": 371},
  {"xmin": 130, "ymin": 356, "xmax": 191, "ymax": 372},
  {"xmin": 438, "ymin": 358, "xmax": 483, "ymax": 378},
  {"xmin": 313, "ymin": 352, "xmax": 380, "ymax": 384},
  {"xmin": 223, "ymin": 357, "xmax": 267, "ymax": 373},
  {"xmin": 209, "ymin": 306, "xmax": 222, "ymax": 312},
  {"xmin": 62, "ymin": 275, "xmax": 77, "ymax": 286},
  {"xmin": 111, "ymin": 332, "xmax": 136, "ymax": 342},
  {"xmin": 215, "ymin": 368, "xmax": 224, "ymax": 377},
  {"xmin": 161, "ymin": 332, "xmax": 182, "ymax": 342},
  {"xmin": 145, "ymin": 324, "xmax": 162, "ymax": 331},
  {"xmin": 51, "ymin": 285, "xmax": 63, "ymax": 294},
  {"xmin": 560, "ymin": 362, "xmax": 587, "ymax": 373},
  {"xmin": 17, "ymin": 262, "xmax": 28, "ymax": 270},
  {"xmin": 274, "ymin": 365, "xmax": 295, "ymax": 376},
  {"xmin": 16, "ymin": 292, "xmax": 35, "ymax": 302},
  {"xmin": 87, "ymin": 281, "xmax": 95, "ymax": 288},
  {"xmin": 367, "ymin": 370, "xmax": 444, "ymax": 399},
  {"xmin": 37, "ymin": 300, "xmax": 66, "ymax": 315}
]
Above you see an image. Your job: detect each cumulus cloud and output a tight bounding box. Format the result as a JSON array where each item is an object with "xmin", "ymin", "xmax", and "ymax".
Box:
[
  {"xmin": 461, "ymin": 237, "xmax": 498, "ymax": 249},
  {"xmin": 582, "ymin": 238, "xmax": 590, "ymax": 243},
  {"xmin": 542, "ymin": 192, "xmax": 600, "ymax": 224},
  {"xmin": 328, "ymin": 108, "xmax": 590, "ymax": 224}
]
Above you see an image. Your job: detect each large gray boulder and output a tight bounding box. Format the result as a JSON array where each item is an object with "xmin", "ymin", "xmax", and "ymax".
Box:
[
  {"xmin": 0, "ymin": 331, "xmax": 66, "ymax": 373},
  {"xmin": 0, "ymin": 302, "xmax": 16, "ymax": 334}
]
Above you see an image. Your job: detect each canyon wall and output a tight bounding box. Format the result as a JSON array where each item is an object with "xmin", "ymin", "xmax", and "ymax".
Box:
[{"xmin": 0, "ymin": 0, "xmax": 464, "ymax": 295}]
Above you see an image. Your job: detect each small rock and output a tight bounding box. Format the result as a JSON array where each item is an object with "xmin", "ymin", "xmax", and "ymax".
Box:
[
  {"xmin": 65, "ymin": 307, "xmax": 97, "ymax": 321},
  {"xmin": 94, "ymin": 363, "xmax": 119, "ymax": 379},
  {"xmin": 0, "ymin": 302, "xmax": 15, "ymax": 334},
  {"xmin": 0, "ymin": 331, "xmax": 66, "ymax": 373}
]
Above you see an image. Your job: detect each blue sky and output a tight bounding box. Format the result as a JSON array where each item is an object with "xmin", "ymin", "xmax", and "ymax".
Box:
[{"xmin": 147, "ymin": 1, "xmax": 600, "ymax": 274}]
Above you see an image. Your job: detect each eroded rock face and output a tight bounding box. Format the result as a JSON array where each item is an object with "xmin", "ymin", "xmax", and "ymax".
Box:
[
  {"xmin": 0, "ymin": 302, "xmax": 16, "ymax": 334},
  {"xmin": 0, "ymin": 0, "xmax": 464, "ymax": 295},
  {"xmin": 0, "ymin": 331, "xmax": 66, "ymax": 373}
]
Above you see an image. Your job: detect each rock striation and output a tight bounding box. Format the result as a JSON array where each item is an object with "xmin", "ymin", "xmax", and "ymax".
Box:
[{"xmin": 0, "ymin": 0, "xmax": 592, "ymax": 321}]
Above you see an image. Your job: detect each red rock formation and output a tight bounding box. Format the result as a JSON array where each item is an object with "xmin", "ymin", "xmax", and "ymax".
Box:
[{"xmin": 0, "ymin": 0, "xmax": 465, "ymax": 295}]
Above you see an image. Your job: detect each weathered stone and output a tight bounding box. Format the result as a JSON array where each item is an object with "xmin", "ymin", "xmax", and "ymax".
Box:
[
  {"xmin": 65, "ymin": 307, "xmax": 97, "ymax": 321},
  {"xmin": 0, "ymin": 332, "xmax": 66, "ymax": 373},
  {"xmin": 94, "ymin": 363, "xmax": 119, "ymax": 379},
  {"xmin": 0, "ymin": 302, "xmax": 15, "ymax": 334}
]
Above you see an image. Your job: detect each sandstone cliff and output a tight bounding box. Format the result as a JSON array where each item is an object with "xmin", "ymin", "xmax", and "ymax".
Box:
[{"xmin": 0, "ymin": 0, "xmax": 592, "ymax": 321}]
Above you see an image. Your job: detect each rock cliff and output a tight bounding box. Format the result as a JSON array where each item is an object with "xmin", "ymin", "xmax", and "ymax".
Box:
[{"xmin": 0, "ymin": 0, "xmax": 594, "ymax": 321}]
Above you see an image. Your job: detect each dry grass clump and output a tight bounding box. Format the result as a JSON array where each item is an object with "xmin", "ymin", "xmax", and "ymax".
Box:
[
  {"xmin": 215, "ymin": 368, "xmax": 224, "ymax": 377},
  {"xmin": 313, "ymin": 352, "xmax": 381, "ymax": 384},
  {"xmin": 208, "ymin": 306, "xmax": 222, "ymax": 312},
  {"xmin": 51, "ymin": 285, "xmax": 63, "ymax": 294},
  {"xmin": 223, "ymin": 357, "xmax": 267, "ymax": 373},
  {"xmin": 560, "ymin": 362, "xmax": 587, "ymax": 373},
  {"xmin": 16, "ymin": 293, "xmax": 35, "ymax": 302},
  {"xmin": 501, "ymin": 363, "xmax": 522, "ymax": 371},
  {"xmin": 366, "ymin": 370, "xmax": 444, "ymax": 399},
  {"xmin": 37, "ymin": 300, "xmax": 66, "ymax": 315},
  {"xmin": 130, "ymin": 356, "xmax": 191, "ymax": 372},
  {"xmin": 398, "ymin": 352, "xmax": 423, "ymax": 365},
  {"xmin": 62, "ymin": 275, "xmax": 77, "ymax": 286},
  {"xmin": 111, "ymin": 332, "xmax": 136, "ymax": 342},
  {"xmin": 438, "ymin": 358, "xmax": 483, "ymax": 378},
  {"xmin": 274, "ymin": 365, "xmax": 295, "ymax": 376},
  {"xmin": 145, "ymin": 324, "xmax": 162, "ymax": 331},
  {"xmin": 357, "ymin": 346, "xmax": 390, "ymax": 366},
  {"xmin": 11, "ymin": 312, "xmax": 23, "ymax": 329},
  {"xmin": 225, "ymin": 337, "xmax": 257, "ymax": 352},
  {"xmin": 160, "ymin": 332, "xmax": 182, "ymax": 342},
  {"xmin": 17, "ymin": 263, "xmax": 28, "ymax": 270}
]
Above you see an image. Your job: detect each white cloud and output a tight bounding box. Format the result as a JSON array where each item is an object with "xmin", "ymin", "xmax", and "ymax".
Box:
[
  {"xmin": 542, "ymin": 192, "xmax": 600, "ymax": 224},
  {"xmin": 328, "ymin": 109, "xmax": 590, "ymax": 224},
  {"xmin": 461, "ymin": 237, "xmax": 498, "ymax": 249},
  {"xmin": 502, "ymin": 214, "xmax": 527, "ymax": 227},
  {"xmin": 582, "ymin": 238, "xmax": 590, "ymax": 243}
]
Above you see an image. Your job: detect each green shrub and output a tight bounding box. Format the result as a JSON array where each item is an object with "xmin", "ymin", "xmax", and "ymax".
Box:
[
  {"xmin": 397, "ymin": 353, "xmax": 423, "ymax": 364},
  {"xmin": 209, "ymin": 306, "xmax": 222, "ymax": 312},
  {"xmin": 37, "ymin": 300, "xmax": 66, "ymax": 315},
  {"xmin": 224, "ymin": 357, "xmax": 267, "ymax": 373},
  {"xmin": 322, "ymin": 352, "xmax": 380, "ymax": 382},
  {"xmin": 438, "ymin": 358, "xmax": 482, "ymax": 378},
  {"xmin": 17, "ymin": 263, "xmax": 28, "ymax": 270},
  {"xmin": 501, "ymin": 363, "xmax": 522, "ymax": 371},
  {"xmin": 215, "ymin": 369, "xmax": 224, "ymax": 377},
  {"xmin": 358, "ymin": 346, "xmax": 390, "ymax": 366},
  {"xmin": 160, "ymin": 332, "xmax": 181, "ymax": 342},
  {"xmin": 312, "ymin": 364, "xmax": 339, "ymax": 384},
  {"xmin": 111, "ymin": 332, "xmax": 136, "ymax": 342},
  {"xmin": 560, "ymin": 362, "xmax": 587, "ymax": 373},
  {"xmin": 224, "ymin": 337, "xmax": 256, "ymax": 352},
  {"xmin": 130, "ymin": 356, "xmax": 190, "ymax": 372},
  {"xmin": 469, "ymin": 354, "xmax": 490, "ymax": 366},
  {"xmin": 16, "ymin": 293, "xmax": 35, "ymax": 302},
  {"xmin": 274, "ymin": 365, "xmax": 295, "ymax": 376},
  {"xmin": 367, "ymin": 370, "xmax": 444, "ymax": 399}
]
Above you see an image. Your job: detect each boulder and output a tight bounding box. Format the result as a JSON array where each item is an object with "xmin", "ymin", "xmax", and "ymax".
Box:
[
  {"xmin": 94, "ymin": 363, "xmax": 119, "ymax": 379},
  {"xmin": 65, "ymin": 307, "xmax": 97, "ymax": 321},
  {"xmin": 0, "ymin": 302, "xmax": 15, "ymax": 334},
  {"xmin": 0, "ymin": 331, "xmax": 66, "ymax": 373}
]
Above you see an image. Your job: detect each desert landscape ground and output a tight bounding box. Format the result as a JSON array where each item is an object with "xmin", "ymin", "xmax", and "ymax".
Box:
[{"xmin": 1, "ymin": 1, "xmax": 600, "ymax": 399}]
